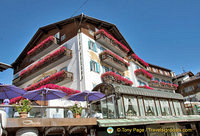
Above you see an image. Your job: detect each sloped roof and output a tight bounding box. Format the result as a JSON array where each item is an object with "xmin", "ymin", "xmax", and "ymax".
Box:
[
  {"xmin": 175, "ymin": 71, "xmax": 194, "ymax": 79},
  {"xmin": 112, "ymin": 84, "xmax": 184, "ymax": 100},
  {"xmin": 12, "ymin": 14, "xmax": 133, "ymax": 67}
]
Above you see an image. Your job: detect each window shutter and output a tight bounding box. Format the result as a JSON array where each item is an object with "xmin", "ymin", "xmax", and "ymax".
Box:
[
  {"xmin": 88, "ymin": 40, "xmax": 91, "ymax": 49},
  {"xmin": 94, "ymin": 43, "xmax": 97, "ymax": 52},
  {"xmin": 90, "ymin": 60, "xmax": 93, "ymax": 71}
]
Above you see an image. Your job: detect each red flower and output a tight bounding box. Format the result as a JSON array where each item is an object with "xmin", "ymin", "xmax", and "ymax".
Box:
[
  {"xmin": 131, "ymin": 54, "xmax": 149, "ymax": 67},
  {"xmin": 27, "ymin": 36, "xmax": 55, "ymax": 56},
  {"xmin": 172, "ymin": 84, "xmax": 178, "ymax": 88},
  {"xmin": 96, "ymin": 29, "xmax": 129, "ymax": 52},
  {"xmin": 138, "ymin": 85, "xmax": 154, "ymax": 90},
  {"xmin": 134, "ymin": 69, "xmax": 153, "ymax": 79},
  {"xmin": 20, "ymin": 46, "xmax": 66, "ymax": 77},
  {"xmin": 101, "ymin": 71, "xmax": 133, "ymax": 86},
  {"xmin": 10, "ymin": 96, "xmax": 24, "ymax": 104},
  {"xmin": 100, "ymin": 50, "xmax": 130, "ymax": 66},
  {"xmin": 153, "ymin": 80, "xmax": 159, "ymax": 83},
  {"xmin": 160, "ymin": 82, "xmax": 166, "ymax": 85}
]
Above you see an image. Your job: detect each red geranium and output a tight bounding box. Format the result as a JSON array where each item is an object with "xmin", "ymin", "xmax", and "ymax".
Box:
[{"xmin": 134, "ymin": 69, "xmax": 153, "ymax": 79}]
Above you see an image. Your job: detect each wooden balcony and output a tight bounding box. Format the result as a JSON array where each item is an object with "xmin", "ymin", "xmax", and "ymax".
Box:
[
  {"xmin": 13, "ymin": 48, "xmax": 72, "ymax": 86},
  {"xmin": 99, "ymin": 51, "xmax": 129, "ymax": 72},
  {"xmin": 134, "ymin": 69, "xmax": 153, "ymax": 82},
  {"xmin": 95, "ymin": 30, "xmax": 129, "ymax": 57},
  {"xmin": 148, "ymin": 81, "xmax": 176, "ymax": 90},
  {"xmin": 28, "ymin": 36, "xmax": 60, "ymax": 61}
]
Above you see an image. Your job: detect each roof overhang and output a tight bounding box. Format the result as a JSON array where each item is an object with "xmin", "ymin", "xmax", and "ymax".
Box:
[
  {"xmin": 97, "ymin": 115, "xmax": 200, "ymax": 127},
  {"xmin": 0, "ymin": 62, "xmax": 12, "ymax": 72},
  {"xmin": 93, "ymin": 83, "xmax": 184, "ymax": 100},
  {"xmin": 12, "ymin": 14, "xmax": 133, "ymax": 67}
]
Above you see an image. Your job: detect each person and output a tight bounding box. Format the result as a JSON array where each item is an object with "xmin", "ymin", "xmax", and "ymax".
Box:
[{"xmin": 3, "ymin": 99, "xmax": 11, "ymax": 118}]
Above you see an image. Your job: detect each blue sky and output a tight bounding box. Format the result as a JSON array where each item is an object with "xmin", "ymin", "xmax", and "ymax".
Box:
[{"xmin": 0, "ymin": 0, "xmax": 199, "ymax": 84}]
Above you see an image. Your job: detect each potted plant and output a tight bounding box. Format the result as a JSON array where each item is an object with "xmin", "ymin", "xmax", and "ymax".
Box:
[
  {"xmin": 15, "ymin": 99, "xmax": 32, "ymax": 118},
  {"xmin": 70, "ymin": 103, "xmax": 82, "ymax": 118}
]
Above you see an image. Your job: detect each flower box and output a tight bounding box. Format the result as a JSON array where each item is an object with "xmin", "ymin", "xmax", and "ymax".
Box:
[
  {"xmin": 25, "ymin": 70, "xmax": 73, "ymax": 91},
  {"xmin": 132, "ymin": 54, "xmax": 149, "ymax": 67},
  {"xmin": 138, "ymin": 85, "xmax": 154, "ymax": 90},
  {"xmin": 20, "ymin": 46, "xmax": 71, "ymax": 78},
  {"xmin": 101, "ymin": 71, "xmax": 133, "ymax": 86},
  {"xmin": 99, "ymin": 50, "xmax": 129, "ymax": 71},
  {"xmin": 134, "ymin": 69, "xmax": 153, "ymax": 80},
  {"xmin": 27, "ymin": 36, "xmax": 57, "ymax": 56},
  {"xmin": 95, "ymin": 29, "xmax": 129, "ymax": 57}
]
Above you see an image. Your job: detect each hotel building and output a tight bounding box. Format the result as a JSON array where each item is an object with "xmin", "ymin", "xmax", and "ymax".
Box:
[{"xmin": 3, "ymin": 14, "xmax": 200, "ymax": 136}]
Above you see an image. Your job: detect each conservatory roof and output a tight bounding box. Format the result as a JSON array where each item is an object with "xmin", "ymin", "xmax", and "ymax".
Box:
[{"xmin": 112, "ymin": 84, "xmax": 184, "ymax": 100}]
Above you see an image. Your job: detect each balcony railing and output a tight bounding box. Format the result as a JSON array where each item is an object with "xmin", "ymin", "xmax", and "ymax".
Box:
[
  {"xmin": 95, "ymin": 29, "xmax": 129, "ymax": 57},
  {"xmin": 101, "ymin": 71, "xmax": 133, "ymax": 86},
  {"xmin": 132, "ymin": 54, "xmax": 149, "ymax": 67},
  {"xmin": 134, "ymin": 69, "xmax": 153, "ymax": 81},
  {"xmin": 99, "ymin": 50, "xmax": 129, "ymax": 72},
  {"xmin": 25, "ymin": 70, "xmax": 73, "ymax": 91},
  {"xmin": 27, "ymin": 36, "xmax": 60, "ymax": 59},
  {"xmin": 13, "ymin": 47, "xmax": 72, "ymax": 86},
  {"xmin": 148, "ymin": 81, "xmax": 178, "ymax": 90}
]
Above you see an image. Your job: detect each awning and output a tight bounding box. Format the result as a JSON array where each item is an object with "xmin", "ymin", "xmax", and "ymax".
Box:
[
  {"xmin": 112, "ymin": 84, "xmax": 184, "ymax": 100},
  {"xmin": 97, "ymin": 115, "xmax": 200, "ymax": 127}
]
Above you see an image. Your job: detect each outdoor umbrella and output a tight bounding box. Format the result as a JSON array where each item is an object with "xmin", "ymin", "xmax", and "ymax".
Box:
[
  {"xmin": 23, "ymin": 88, "xmax": 66, "ymax": 101},
  {"xmin": 68, "ymin": 90, "xmax": 105, "ymax": 102},
  {"xmin": 0, "ymin": 84, "xmax": 26, "ymax": 99}
]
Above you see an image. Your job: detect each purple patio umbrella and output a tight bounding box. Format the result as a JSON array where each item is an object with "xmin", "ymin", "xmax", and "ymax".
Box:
[
  {"xmin": 23, "ymin": 88, "xmax": 66, "ymax": 101},
  {"xmin": 0, "ymin": 84, "xmax": 26, "ymax": 99},
  {"xmin": 68, "ymin": 90, "xmax": 105, "ymax": 102}
]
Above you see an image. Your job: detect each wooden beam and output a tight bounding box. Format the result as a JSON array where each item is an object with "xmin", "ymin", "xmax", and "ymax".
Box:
[
  {"xmin": 56, "ymin": 24, "xmax": 62, "ymax": 30},
  {"xmin": 40, "ymin": 29, "xmax": 48, "ymax": 34},
  {"xmin": 97, "ymin": 23, "xmax": 103, "ymax": 29}
]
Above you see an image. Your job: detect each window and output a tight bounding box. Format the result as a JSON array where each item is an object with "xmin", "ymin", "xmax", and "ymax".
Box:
[
  {"xmin": 160, "ymin": 99, "xmax": 171, "ymax": 116},
  {"xmin": 160, "ymin": 70, "xmax": 163, "ymax": 74},
  {"xmin": 169, "ymin": 100, "xmax": 175, "ymax": 116},
  {"xmin": 88, "ymin": 40, "xmax": 97, "ymax": 52},
  {"xmin": 136, "ymin": 65, "xmax": 140, "ymax": 70},
  {"xmin": 138, "ymin": 97, "xmax": 145, "ymax": 116},
  {"xmin": 144, "ymin": 98, "xmax": 157, "ymax": 116},
  {"xmin": 54, "ymin": 32, "xmax": 60, "ymax": 39},
  {"xmin": 102, "ymin": 65, "xmax": 110, "ymax": 73},
  {"xmin": 185, "ymin": 86, "xmax": 194, "ymax": 93},
  {"xmin": 155, "ymin": 99, "xmax": 161, "ymax": 116},
  {"xmin": 124, "ymin": 96, "xmax": 139, "ymax": 117},
  {"xmin": 60, "ymin": 66, "xmax": 68, "ymax": 71},
  {"xmin": 161, "ymin": 79, "xmax": 166, "ymax": 83},
  {"xmin": 61, "ymin": 34, "xmax": 66, "ymax": 41},
  {"xmin": 14, "ymin": 73, "xmax": 19, "ymax": 79},
  {"xmin": 90, "ymin": 60, "xmax": 100, "ymax": 73},
  {"xmin": 154, "ymin": 78, "xmax": 160, "ymax": 82},
  {"xmin": 100, "ymin": 47, "xmax": 106, "ymax": 52},
  {"xmin": 89, "ymin": 29, "xmax": 94, "ymax": 36},
  {"xmin": 138, "ymin": 80, "xmax": 146, "ymax": 86},
  {"xmin": 173, "ymin": 100, "xmax": 183, "ymax": 116},
  {"xmin": 164, "ymin": 71, "xmax": 168, "ymax": 75}
]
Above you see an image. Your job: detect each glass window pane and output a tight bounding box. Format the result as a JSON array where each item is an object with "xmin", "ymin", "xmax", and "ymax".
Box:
[
  {"xmin": 173, "ymin": 100, "xmax": 183, "ymax": 116},
  {"xmin": 124, "ymin": 96, "xmax": 139, "ymax": 117},
  {"xmin": 169, "ymin": 100, "xmax": 175, "ymax": 116},
  {"xmin": 155, "ymin": 99, "xmax": 161, "ymax": 116},
  {"xmin": 117, "ymin": 97, "xmax": 125, "ymax": 118},
  {"xmin": 138, "ymin": 97, "xmax": 145, "ymax": 116},
  {"xmin": 144, "ymin": 98, "xmax": 157, "ymax": 116},
  {"xmin": 160, "ymin": 99, "xmax": 171, "ymax": 116}
]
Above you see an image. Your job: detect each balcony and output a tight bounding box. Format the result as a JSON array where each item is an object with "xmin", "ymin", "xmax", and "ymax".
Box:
[
  {"xmin": 13, "ymin": 47, "xmax": 72, "ymax": 86},
  {"xmin": 101, "ymin": 71, "xmax": 133, "ymax": 86},
  {"xmin": 25, "ymin": 70, "xmax": 73, "ymax": 91},
  {"xmin": 99, "ymin": 50, "xmax": 129, "ymax": 72},
  {"xmin": 132, "ymin": 54, "xmax": 149, "ymax": 68},
  {"xmin": 27, "ymin": 36, "xmax": 60, "ymax": 61},
  {"xmin": 134, "ymin": 69, "xmax": 153, "ymax": 81},
  {"xmin": 95, "ymin": 29, "xmax": 129, "ymax": 57},
  {"xmin": 148, "ymin": 81, "xmax": 178, "ymax": 90}
]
